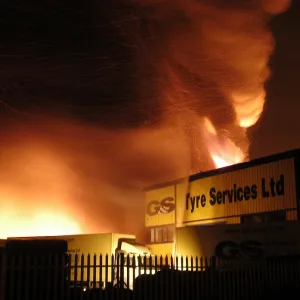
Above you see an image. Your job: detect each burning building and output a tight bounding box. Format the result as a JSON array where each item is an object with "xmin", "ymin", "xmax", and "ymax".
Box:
[
  {"xmin": 0, "ymin": 0, "xmax": 293, "ymax": 238},
  {"xmin": 144, "ymin": 148, "xmax": 300, "ymax": 257}
]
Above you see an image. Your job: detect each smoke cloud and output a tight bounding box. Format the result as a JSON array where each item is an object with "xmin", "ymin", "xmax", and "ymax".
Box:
[{"xmin": 0, "ymin": 0, "xmax": 291, "ymax": 238}]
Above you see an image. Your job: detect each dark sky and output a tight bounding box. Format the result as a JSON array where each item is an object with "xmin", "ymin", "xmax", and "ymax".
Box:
[
  {"xmin": 250, "ymin": 0, "xmax": 300, "ymax": 159},
  {"xmin": 0, "ymin": 0, "xmax": 299, "ymax": 159}
]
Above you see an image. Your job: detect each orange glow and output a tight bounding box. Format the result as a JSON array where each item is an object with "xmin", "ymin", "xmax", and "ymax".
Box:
[
  {"xmin": 231, "ymin": 90, "xmax": 265, "ymax": 128},
  {"xmin": 0, "ymin": 120, "xmax": 191, "ymax": 239},
  {"xmin": 0, "ymin": 211, "xmax": 81, "ymax": 239},
  {"xmin": 0, "ymin": 141, "xmax": 84, "ymax": 239},
  {"xmin": 0, "ymin": 0, "xmax": 293, "ymax": 239},
  {"xmin": 203, "ymin": 118, "xmax": 245, "ymax": 168}
]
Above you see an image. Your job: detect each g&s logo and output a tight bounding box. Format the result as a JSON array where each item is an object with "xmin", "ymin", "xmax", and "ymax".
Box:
[
  {"xmin": 215, "ymin": 240, "xmax": 265, "ymax": 260},
  {"xmin": 146, "ymin": 197, "xmax": 176, "ymax": 216}
]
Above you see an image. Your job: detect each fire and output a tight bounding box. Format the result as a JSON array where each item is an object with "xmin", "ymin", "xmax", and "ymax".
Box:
[
  {"xmin": 0, "ymin": 211, "xmax": 81, "ymax": 239},
  {"xmin": 231, "ymin": 90, "xmax": 266, "ymax": 129},
  {"xmin": 0, "ymin": 0, "xmax": 293, "ymax": 238},
  {"xmin": 0, "ymin": 141, "xmax": 84, "ymax": 239},
  {"xmin": 203, "ymin": 117, "xmax": 245, "ymax": 169}
]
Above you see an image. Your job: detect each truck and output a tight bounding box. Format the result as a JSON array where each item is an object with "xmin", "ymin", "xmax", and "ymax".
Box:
[{"xmin": 8, "ymin": 233, "xmax": 152, "ymax": 290}]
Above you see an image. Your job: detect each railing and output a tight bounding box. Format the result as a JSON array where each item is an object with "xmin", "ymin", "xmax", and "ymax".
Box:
[{"xmin": 2, "ymin": 252, "xmax": 300, "ymax": 300}]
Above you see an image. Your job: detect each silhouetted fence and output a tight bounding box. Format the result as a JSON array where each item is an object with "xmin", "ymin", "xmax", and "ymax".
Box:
[{"xmin": 2, "ymin": 251, "xmax": 300, "ymax": 300}]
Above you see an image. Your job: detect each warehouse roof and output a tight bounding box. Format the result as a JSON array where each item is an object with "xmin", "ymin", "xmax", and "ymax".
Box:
[{"xmin": 143, "ymin": 148, "xmax": 300, "ymax": 191}]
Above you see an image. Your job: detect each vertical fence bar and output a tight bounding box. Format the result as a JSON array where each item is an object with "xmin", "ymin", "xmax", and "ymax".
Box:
[
  {"xmin": 116, "ymin": 253, "xmax": 120, "ymax": 289},
  {"xmin": 65, "ymin": 254, "xmax": 71, "ymax": 300},
  {"xmin": 100, "ymin": 254, "xmax": 103, "ymax": 290},
  {"xmin": 120, "ymin": 253, "xmax": 125, "ymax": 299},
  {"xmin": 80, "ymin": 254, "xmax": 84, "ymax": 299},
  {"xmin": 92, "ymin": 254, "xmax": 97, "ymax": 290},
  {"xmin": 111, "ymin": 254, "xmax": 115, "ymax": 291},
  {"xmin": 142, "ymin": 254, "xmax": 146, "ymax": 300},
  {"xmin": 154, "ymin": 256, "xmax": 158, "ymax": 300},
  {"xmin": 132, "ymin": 255, "xmax": 136, "ymax": 292},
  {"xmin": 138, "ymin": 256, "xmax": 143, "ymax": 300},
  {"xmin": 104, "ymin": 254, "xmax": 108, "ymax": 299},
  {"xmin": 170, "ymin": 256, "xmax": 174, "ymax": 300},
  {"xmin": 148, "ymin": 255, "xmax": 153, "ymax": 300},
  {"xmin": 165, "ymin": 255, "xmax": 169, "ymax": 300},
  {"xmin": 191, "ymin": 256, "xmax": 194, "ymax": 300},
  {"xmin": 87, "ymin": 254, "xmax": 91, "ymax": 291},
  {"xmin": 73, "ymin": 254, "xmax": 78, "ymax": 300},
  {"xmin": 132, "ymin": 255, "xmax": 137, "ymax": 300},
  {"xmin": 175, "ymin": 256, "xmax": 179, "ymax": 300},
  {"xmin": 185, "ymin": 256, "xmax": 189, "ymax": 300},
  {"xmin": 126, "ymin": 254, "xmax": 130, "ymax": 299},
  {"xmin": 99, "ymin": 254, "xmax": 103, "ymax": 300},
  {"xmin": 195, "ymin": 256, "xmax": 199, "ymax": 300},
  {"xmin": 105, "ymin": 254, "xmax": 110, "ymax": 292},
  {"xmin": 179, "ymin": 256, "xmax": 183, "ymax": 300},
  {"xmin": 159, "ymin": 256, "xmax": 163, "ymax": 300}
]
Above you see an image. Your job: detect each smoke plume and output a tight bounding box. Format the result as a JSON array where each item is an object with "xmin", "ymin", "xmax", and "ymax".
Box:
[{"xmin": 0, "ymin": 0, "xmax": 291, "ymax": 238}]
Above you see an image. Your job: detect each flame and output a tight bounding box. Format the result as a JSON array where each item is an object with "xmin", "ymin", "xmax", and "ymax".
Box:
[
  {"xmin": 203, "ymin": 117, "xmax": 245, "ymax": 168},
  {"xmin": 0, "ymin": 0, "xmax": 293, "ymax": 238},
  {"xmin": 0, "ymin": 141, "xmax": 84, "ymax": 239},
  {"xmin": 231, "ymin": 90, "xmax": 266, "ymax": 128},
  {"xmin": 0, "ymin": 120, "xmax": 190, "ymax": 239},
  {"xmin": 0, "ymin": 211, "xmax": 81, "ymax": 239}
]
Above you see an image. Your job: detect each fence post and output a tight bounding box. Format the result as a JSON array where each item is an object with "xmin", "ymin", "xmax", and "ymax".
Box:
[{"xmin": 120, "ymin": 253, "xmax": 125, "ymax": 289}]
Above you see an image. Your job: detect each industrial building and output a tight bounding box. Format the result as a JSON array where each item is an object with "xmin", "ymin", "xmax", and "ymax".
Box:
[{"xmin": 143, "ymin": 149, "xmax": 300, "ymax": 256}]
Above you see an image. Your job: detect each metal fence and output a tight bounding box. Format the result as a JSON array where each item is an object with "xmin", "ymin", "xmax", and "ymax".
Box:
[{"xmin": 2, "ymin": 252, "xmax": 300, "ymax": 300}]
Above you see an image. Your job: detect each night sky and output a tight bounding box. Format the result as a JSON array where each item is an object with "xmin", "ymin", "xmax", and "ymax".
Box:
[
  {"xmin": 0, "ymin": 1, "xmax": 298, "ymax": 159},
  {"xmin": 250, "ymin": 1, "xmax": 300, "ymax": 158}
]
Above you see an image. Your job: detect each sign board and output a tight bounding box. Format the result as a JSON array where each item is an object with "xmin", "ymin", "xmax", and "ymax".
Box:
[
  {"xmin": 177, "ymin": 158, "xmax": 297, "ymax": 224},
  {"xmin": 145, "ymin": 185, "xmax": 176, "ymax": 227}
]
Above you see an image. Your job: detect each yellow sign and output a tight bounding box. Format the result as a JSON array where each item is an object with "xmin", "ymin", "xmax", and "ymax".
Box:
[
  {"xmin": 145, "ymin": 185, "xmax": 176, "ymax": 227},
  {"xmin": 177, "ymin": 158, "xmax": 296, "ymax": 224}
]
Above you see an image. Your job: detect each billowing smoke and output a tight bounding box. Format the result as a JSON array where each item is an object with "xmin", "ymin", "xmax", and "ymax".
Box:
[{"xmin": 0, "ymin": 0, "xmax": 291, "ymax": 238}]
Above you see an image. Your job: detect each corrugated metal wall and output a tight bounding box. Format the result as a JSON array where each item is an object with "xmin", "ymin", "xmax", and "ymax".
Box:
[
  {"xmin": 178, "ymin": 158, "xmax": 297, "ymax": 225},
  {"xmin": 145, "ymin": 185, "xmax": 176, "ymax": 227}
]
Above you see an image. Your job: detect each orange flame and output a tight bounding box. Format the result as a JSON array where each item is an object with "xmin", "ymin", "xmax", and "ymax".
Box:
[
  {"xmin": 203, "ymin": 117, "xmax": 245, "ymax": 168},
  {"xmin": 0, "ymin": 0, "xmax": 293, "ymax": 238},
  {"xmin": 0, "ymin": 211, "xmax": 81, "ymax": 239}
]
